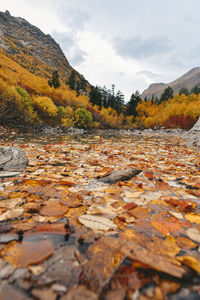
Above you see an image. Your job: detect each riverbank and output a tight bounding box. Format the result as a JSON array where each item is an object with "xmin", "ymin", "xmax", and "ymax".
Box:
[{"xmin": 1, "ymin": 125, "xmax": 199, "ymax": 150}]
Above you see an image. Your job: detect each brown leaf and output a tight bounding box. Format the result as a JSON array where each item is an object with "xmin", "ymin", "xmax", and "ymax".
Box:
[
  {"xmin": 60, "ymin": 193, "xmax": 83, "ymax": 208},
  {"xmin": 121, "ymin": 242, "xmax": 185, "ymax": 278},
  {"xmin": 176, "ymin": 236, "xmax": 197, "ymax": 249},
  {"xmin": 129, "ymin": 206, "xmax": 148, "ymax": 220},
  {"xmin": 1, "ymin": 240, "xmax": 54, "ymax": 268},
  {"xmin": 40, "ymin": 203, "xmax": 68, "ymax": 217}
]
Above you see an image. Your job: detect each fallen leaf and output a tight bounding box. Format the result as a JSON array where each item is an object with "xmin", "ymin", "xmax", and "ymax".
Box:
[
  {"xmin": 65, "ymin": 206, "xmax": 87, "ymax": 217},
  {"xmin": 169, "ymin": 211, "xmax": 183, "ymax": 219},
  {"xmin": 176, "ymin": 236, "xmax": 197, "ymax": 249},
  {"xmin": 186, "ymin": 190, "xmax": 200, "ymax": 197},
  {"xmin": 185, "ymin": 213, "xmax": 200, "ymax": 224},
  {"xmin": 121, "ymin": 242, "xmax": 185, "ymax": 278},
  {"xmin": 177, "ymin": 256, "xmax": 200, "ymax": 273},
  {"xmin": 1, "ymin": 240, "xmax": 54, "ymax": 268},
  {"xmin": 129, "ymin": 206, "xmax": 148, "ymax": 220},
  {"xmin": 0, "ymin": 208, "xmax": 24, "ymax": 222},
  {"xmin": 40, "ymin": 203, "xmax": 68, "ymax": 217},
  {"xmin": 12, "ymin": 222, "xmax": 35, "ymax": 231},
  {"xmin": 186, "ymin": 228, "xmax": 200, "ymax": 243},
  {"xmin": 78, "ymin": 215, "xmax": 117, "ymax": 231},
  {"xmin": 60, "ymin": 193, "xmax": 83, "ymax": 208}
]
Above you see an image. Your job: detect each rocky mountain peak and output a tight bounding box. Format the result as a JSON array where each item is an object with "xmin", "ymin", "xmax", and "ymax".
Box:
[
  {"xmin": 141, "ymin": 67, "xmax": 200, "ymax": 99},
  {"xmin": 0, "ymin": 10, "xmax": 83, "ymax": 82}
]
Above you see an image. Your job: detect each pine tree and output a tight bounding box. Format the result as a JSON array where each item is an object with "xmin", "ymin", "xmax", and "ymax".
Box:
[
  {"xmin": 159, "ymin": 86, "xmax": 173, "ymax": 102},
  {"xmin": 89, "ymin": 86, "xmax": 102, "ymax": 108},
  {"xmin": 126, "ymin": 90, "xmax": 141, "ymax": 116},
  {"xmin": 48, "ymin": 71, "xmax": 60, "ymax": 89},
  {"xmin": 68, "ymin": 70, "xmax": 76, "ymax": 90}
]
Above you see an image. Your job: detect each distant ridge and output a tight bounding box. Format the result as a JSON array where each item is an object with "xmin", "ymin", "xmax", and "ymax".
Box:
[{"xmin": 141, "ymin": 67, "xmax": 200, "ymax": 99}]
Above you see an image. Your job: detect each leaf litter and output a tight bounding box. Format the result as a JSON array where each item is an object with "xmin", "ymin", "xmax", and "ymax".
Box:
[{"xmin": 0, "ymin": 133, "xmax": 200, "ymax": 299}]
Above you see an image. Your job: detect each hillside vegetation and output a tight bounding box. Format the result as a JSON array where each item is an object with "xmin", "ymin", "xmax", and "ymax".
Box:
[
  {"xmin": 0, "ymin": 47, "xmax": 200, "ymax": 130},
  {"xmin": 0, "ymin": 49, "xmax": 133, "ymax": 129}
]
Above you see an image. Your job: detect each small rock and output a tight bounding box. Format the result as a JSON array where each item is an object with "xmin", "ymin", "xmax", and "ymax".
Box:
[
  {"xmin": 52, "ymin": 283, "xmax": 67, "ymax": 293},
  {"xmin": 0, "ymin": 147, "xmax": 28, "ymax": 171},
  {"xmin": 0, "ymin": 171, "xmax": 20, "ymax": 178}
]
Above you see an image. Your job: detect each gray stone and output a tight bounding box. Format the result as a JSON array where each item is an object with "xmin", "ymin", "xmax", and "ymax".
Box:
[
  {"xmin": 0, "ymin": 147, "xmax": 28, "ymax": 171},
  {"xmin": 0, "ymin": 171, "xmax": 20, "ymax": 178}
]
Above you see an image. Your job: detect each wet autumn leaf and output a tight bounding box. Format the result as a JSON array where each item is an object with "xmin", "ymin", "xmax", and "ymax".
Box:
[
  {"xmin": 121, "ymin": 241, "xmax": 185, "ymax": 278},
  {"xmin": 113, "ymin": 216, "xmax": 127, "ymax": 230},
  {"xmin": 0, "ymin": 209, "xmax": 24, "ymax": 222},
  {"xmin": 84, "ymin": 239, "xmax": 123, "ymax": 292},
  {"xmin": 123, "ymin": 203, "xmax": 137, "ymax": 211},
  {"xmin": 65, "ymin": 206, "xmax": 87, "ymax": 218},
  {"xmin": 186, "ymin": 228, "xmax": 200, "ymax": 243},
  {"xmin": 79, "ymin": 215, "xmax": 117, "ymax": 231},
  {"xmin": 129, "ymin": 206, "xmax": 148, "ymax": 220},
  {"xmin": 151, "ymin": 220, "xmax": 184, "ymax": 236},
  {"xmin": 177, "ymin": 256, "xmax": 200, "ymax": 273},
  {"xmin": 185, "ymin": 213, "xmax": 200, "ymax": 224},
  {"xmin": 60, "ymin": 193, "xmax": 83, "ymax": 208},
  {"xmin": 12, "ymin": 222, "xmax": 35, "ymax": 231},
  {"xmin": 1, "ymin": 240, "xmax": 54, "ymax": 268},
  {"xmin": 144, "ymin": 172, "xmax": 154, "ymax": 180},
  {"xmin": 176, "ymin": 236, "xmax": 197, "ymax": 249},
  {"xmin": 165, "ymin": 198, "xmax": 196, "ymax": 212},
  {"xmin": 186, "ymin": 189, "xmax": 200, "ymax": 197},
  {"xmin": 155, "ymin": 181, "xmax": 171, "ymax": 191},
  {"xmin": 40, "ymin": 203, "xmax": 68, "ymax": 217}
]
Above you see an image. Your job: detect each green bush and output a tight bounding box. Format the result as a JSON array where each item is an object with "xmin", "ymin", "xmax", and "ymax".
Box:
[{"xmin": 74, "ymin": 108, "xmax": 93, "ymax": 128}]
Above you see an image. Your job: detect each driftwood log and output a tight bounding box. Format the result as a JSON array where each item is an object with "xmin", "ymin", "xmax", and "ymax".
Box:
[{"xmin": 98, "ymin": 168, "xmax": 142, "ymax": 184}]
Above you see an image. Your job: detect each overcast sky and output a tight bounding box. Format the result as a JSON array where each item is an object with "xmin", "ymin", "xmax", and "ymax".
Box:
[{"xmin": 1, "ymin": 0, "xmax": 200, "ymax": 99}]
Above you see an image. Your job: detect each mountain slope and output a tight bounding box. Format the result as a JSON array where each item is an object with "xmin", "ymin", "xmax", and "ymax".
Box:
[
  {"xmin": 141, "ymin": 67, "xmax": 200, "ymax": 99},
  {"xmin": 0, "ymin": 10, "xmax": 87, "ymax": 84}
]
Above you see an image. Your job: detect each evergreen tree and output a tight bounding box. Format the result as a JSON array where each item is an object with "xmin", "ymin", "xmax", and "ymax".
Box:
[
  {"xmin": 191, "ymin": 85, "xmax": 200, "ymax": 95},
  {"xmin": 111, "ymin": 84, "xmax": 115, "ymax": 96},
  {"xmin": 79, "ymin": 77, "xmax": 87, "ymax": 94},
  {"xmin": 126, "ymin": 90, "xmax": 141, "ymax": 116},
  {"xmin": 179, "ymin": 87, "xmax": 189, "ymax": 96},
  {"xmin": 114, "ymin": 90, "xmax": 125, "ymax": 114},
  {"xmin": 48, "ymin": 71, "xmax": 60, "ymax": 89},
  {"xmin": 89, "ymin": 86, "xmax": 102, "ymax": 108},
  {"xmin": 159, "ymin": 86, "xmax": 173, "ymax": 102},
  {"xmin": 68, "ymin": 70, "xmax": 76, "ymax": 90}
]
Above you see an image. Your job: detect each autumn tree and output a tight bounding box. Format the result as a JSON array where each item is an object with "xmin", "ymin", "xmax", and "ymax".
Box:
[
  {"xmin": 33, "ymin": 96, "xmax": 58, "ymax": 125},
  {"xmin": 74, "ymin": 108, "xmax": 93, "ymax": 128}
]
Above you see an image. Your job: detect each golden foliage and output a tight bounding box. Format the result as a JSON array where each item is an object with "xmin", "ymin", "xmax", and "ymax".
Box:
[{"xmin": 136, "ymin": 94, "xmax": 200, "ymax": 129}]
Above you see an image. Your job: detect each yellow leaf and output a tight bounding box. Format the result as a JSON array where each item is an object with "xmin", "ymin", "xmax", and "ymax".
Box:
[
  {"xmin": 185, "ymin": 213, "xmax": 200, "ymax": 224},
  {"xmin": 177, "ymin": 256, "xmax": 200, "ymax": 273}
]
